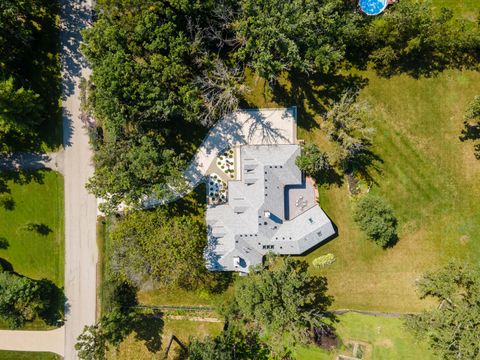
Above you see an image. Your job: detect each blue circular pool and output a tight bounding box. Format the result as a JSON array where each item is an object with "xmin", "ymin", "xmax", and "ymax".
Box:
[{"xmin": 359, "ymin": 0, "xmax": 388, "ymax": 15}]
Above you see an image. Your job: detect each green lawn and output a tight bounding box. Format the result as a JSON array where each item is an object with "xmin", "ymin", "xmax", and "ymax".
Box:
[
  {"xmin": 109, "ymin": 318, "xmax": 223, "ymax": 360},
  {"xmin": 301, "ymin": 69, "xmax": 480, "ymax": 312},
  {"xmin": 294, "ymin": 313, "xmax": 434, "ymax": 360},
  {"xmin": 0, "ymin": 170, "xmax": 64, "ymax": 286},
  {"xmin": 0, "ymin": 351, "xmax": 59, "ymax": 360}
]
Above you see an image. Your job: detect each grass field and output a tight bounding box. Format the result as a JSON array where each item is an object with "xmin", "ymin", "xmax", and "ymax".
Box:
[
  {"xmin": 0, "ymin": 351, "xmax": 59, "ymax": 360},
  {"xmin": 109, "ymin": 318, "xmax": 223, "ymax": 360},
  {"xmin": 301, "ymin": 69, "xmax": 480, "ymax": 312},
  {"xmin": 294, "ymin": 313, "xmax": 434, "ymax": 360},
  {"xmin": 0, "ymin": 170, "xmax": 64, "ymax": 286},
  {"xmin": 246, "ymin": 67, "xmax": 480, "ymax": 312}
]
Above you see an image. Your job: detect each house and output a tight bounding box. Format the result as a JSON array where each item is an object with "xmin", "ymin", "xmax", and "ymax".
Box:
[{"xmin": 204, "ymin": 108, "xmax": 335, "ymax": 273}]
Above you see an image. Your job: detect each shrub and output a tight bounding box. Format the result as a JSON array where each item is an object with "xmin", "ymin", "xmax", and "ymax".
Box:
[
  {"xmin": 312, "ymin": 253, "xmax": 336, "ymax": 268},
  {"xmin": 295, "ymin": 143, "xmax": 330, "ymax": 177},
  {"xmin": 353, "ymin": 195, "xmax": 397, "ymax": 247},
  {"xmin": 0, "ymin": 194, "xmax": 14, "ymax": 210}
]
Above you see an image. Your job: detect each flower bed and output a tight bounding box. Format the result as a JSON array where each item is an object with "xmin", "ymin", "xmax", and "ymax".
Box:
[
  {"xmin": 217, "ymin": 148, "xmax": 235, "ymax": 179},
  {"xmin": 207, "ymin": 173, "xmax": 227, "ymax": 204}
]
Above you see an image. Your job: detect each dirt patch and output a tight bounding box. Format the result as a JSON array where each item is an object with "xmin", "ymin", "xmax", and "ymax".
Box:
[
  {"xmin": 376, "ymin": 338, "xmax": 394, "ymax": 348},
  {"xmin": 346, "ymin": 174, "xmax": 360, "ymax": 195},
  {"xmin": 459, "ymin": 235, "xmax": 470, "ymax": 245}
]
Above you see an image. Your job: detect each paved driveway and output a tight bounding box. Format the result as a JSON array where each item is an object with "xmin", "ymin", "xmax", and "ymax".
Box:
[{"xmin": 0, "ymin": 328, "xmax": 65, "ymax": 356}]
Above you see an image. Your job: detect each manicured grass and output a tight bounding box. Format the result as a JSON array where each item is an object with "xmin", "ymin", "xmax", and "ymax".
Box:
[
  {"xmin": 0, "ymin": 351, "xmax": 59, "ymax": 360},
  {"xmin": 0, "ymin": 170, "xmax": 64, "ymax": 286},
  {"xmin": 293, "ymin": 313, "xmax": 434, "ymax": 360},
  {"xmin": 244, "ymin": 66, "xmax": 480, "ymax": 312},
  {"xmin": 139, "ymin": 287, "xmax": 233, "ymax": 309},
  {"xmin": 109, "ymin": 319, "xmax": 223, "ymax": 360},
  {"xmin": 305, "ymin": 70, "xmax": 480, "ymax": 312}
]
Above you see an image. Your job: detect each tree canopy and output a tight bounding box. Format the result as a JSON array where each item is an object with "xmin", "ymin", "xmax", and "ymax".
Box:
[
  {"xmin": 406, "ymin": 262, "xmax": 480, "ymax": 359},
  {"xmin": 0, "ymin": 271, "xmax": 45, "ymax": 328},
  {"xmin": 295, "ymin": 143, "xmax": 331, "ymax": 179},
  {"xmin": 188, "ymin": 326, "xmax": 270, "ymax": 360},
  {"xmin": 323, "ymin": 93, "xmax": 373, "ymax": 172},
  {"xmin": 0, "ymin": 77, "xmax": 43, "ymax": 153},
  {"xmin": 460, "ymin": 95, "xmax": 480, "ymax": 159},
  {"xmin": 366, "ymin": 0, "xmax": 480, "ymax": 77},
  {"xmin": 0, "ymin": 0, "xmax": 60, "ymax": 152},
  {"xmin": 353, "ymin": 194, "xmax": 397, "ymax": 247},
  {"xmin": 86, "ymin": 135, "xmax": 187, "ymax": 213},
  {"xmin": 109, "ymin": 208, "xmax": 209, "ymax": 289},
  {"xmin": 231, "ymin": 256, "xmax": 333, "ymax": 349},
  {"xmin": 234, "ymin": 0, "xmax": 360, "ymax": 81}
]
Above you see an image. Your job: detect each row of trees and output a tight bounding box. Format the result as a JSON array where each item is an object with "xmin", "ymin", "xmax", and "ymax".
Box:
[{"xmin": 83, "ymin": 0, "xmax": 480, "ymax": 211}]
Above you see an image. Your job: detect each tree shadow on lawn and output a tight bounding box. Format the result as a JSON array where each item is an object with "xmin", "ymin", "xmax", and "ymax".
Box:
[
  {"xmin": 0, "ymin": 238, "xmax": 9, "ymax": 250},
  {"xmin": 132, "ymin": 311, "xmax": 165, "ymax": 353},
  {"xmin": 0, "ymin": 169, "xmax": 46, "ymax": 195},
  {"xmin": 272, "ymin": 71, "xmax": 369, "ymax": 131},
  {"xmin": 38, "ymin": 279, "xmax": 66, "ymax": 326},
  {"xmin": 459, "ymin": 120, "xmax": 480, "ymax": 159},
  {"xmin": 22, "ymin": 223, "xmax": 53, "ymax": 236},
  {"xmin": 348, "ymin": 149, "xmax": 385, "ymax": 187}
]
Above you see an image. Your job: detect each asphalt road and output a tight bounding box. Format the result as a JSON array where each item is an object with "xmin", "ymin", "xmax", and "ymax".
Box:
[{"xmin": 60, "ymin": 0, "xmax": 98, "ymax": 359}]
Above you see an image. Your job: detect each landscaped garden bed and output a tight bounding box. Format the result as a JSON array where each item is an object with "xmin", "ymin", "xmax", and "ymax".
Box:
[
  {"xmin": 207, "ymin": 173, "xmax": 227, "ymax": 205},
  {"xmin": 216, "ymin": 149, "xmax": 235, "ymax": 179}
]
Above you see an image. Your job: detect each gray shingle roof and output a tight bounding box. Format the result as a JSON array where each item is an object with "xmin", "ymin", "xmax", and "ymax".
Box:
[{"xmin": 204, "ymin": 144, "xmax": 335, "ymax": 273}]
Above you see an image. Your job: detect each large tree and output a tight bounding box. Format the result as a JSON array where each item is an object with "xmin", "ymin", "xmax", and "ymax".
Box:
[
  {"xmin": 323, "ymin": 93, "xmax": 373, "ymax": 172},
  {"xmin": 188, "ymin": 326, "xmax": 270, "ymax": 360},
  {"xmin": 0, "ymin": 271, "xmax": 46, "ymax": 328},
  {"xmin": 0, "ymin": 0, "xmax": 40, "ymax": 69},
  {"xmin": 234, "ymin": 0, "xmax": 360, "ymax": 81},
  {"xmin": 81, "ymin": 0, "xmax": 225, "ymax": 140},
  {"xmin": 353, "ymin": 194, "xmax": 398, "ymax": 247},
  {"xmin": 0, "ymin": 77, "xmax": 43, "ymax": 153},
  {"xmin": 460, "ymin": 95, "xmax": 480, "ymax": 159},
  {"xmin": 366, "ymin": 0, "xmax": 480, "ymax": 77},
  {"xmin": 231, "ymin": 256, "xmax": 333, "ymax": 349},
  {"xmin": 406, "ymin": 262, "xmax": 480, "ymax": 359},
  {"xmin": 86, "ymin": 135, "xmax": 187, "ymax": 213},
  {"xmin": 109, "ymin": 208, "xmax": 208, "ymax": 289},
  {"xmin": 295, "ymin": 143, "xmax": 331, "ymax": 179}
]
